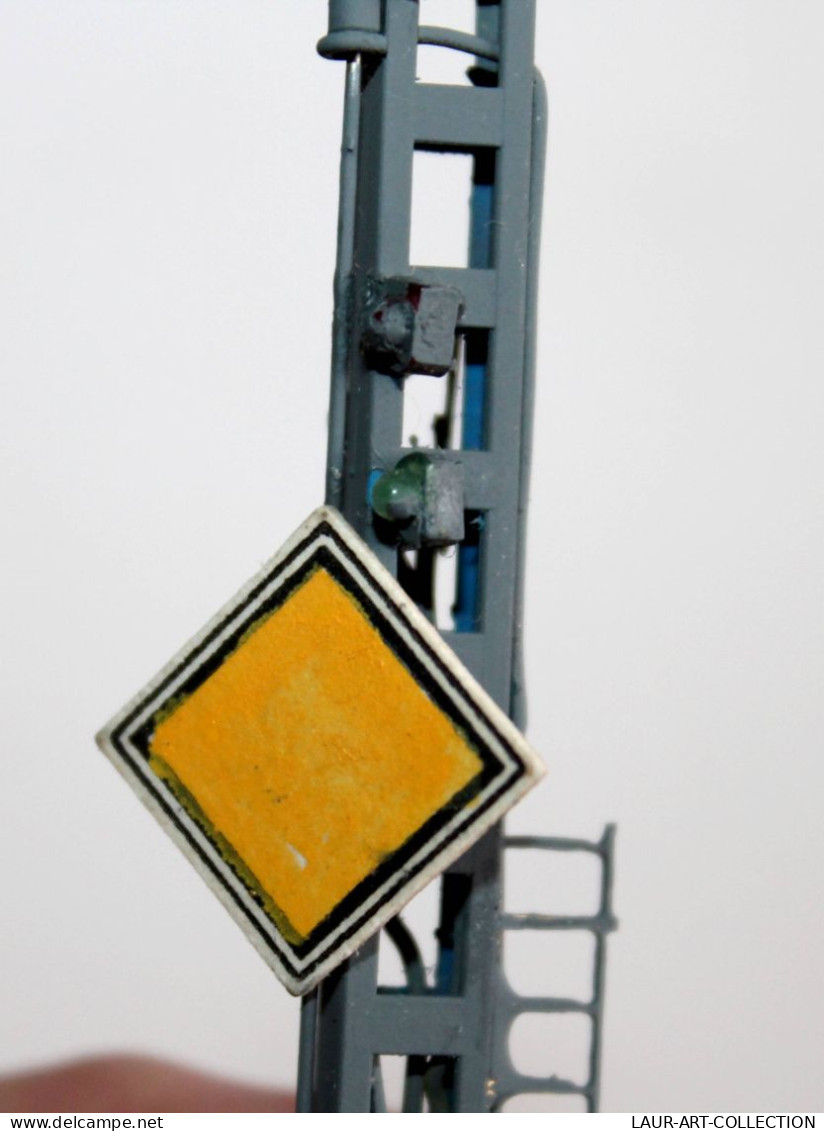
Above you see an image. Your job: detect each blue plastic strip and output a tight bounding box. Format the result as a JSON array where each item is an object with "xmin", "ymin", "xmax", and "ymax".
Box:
[
  {"xmin": 453, "ymin": 542, "xmax": 481, "ymax": 633},
  {"xmin": 453, "ymin": 162, "xmax": 494, "ymax": 631},
  {"xmin": 462, "ymin": 356, "xmax": 485, "ymax": 451},
  {"xmin": 463, "ymin": 171, "xmax": 491, "ymax": 451},
  {"xmin": 470, "ymin": 179, "xmax": 494, "ymax": 269}
]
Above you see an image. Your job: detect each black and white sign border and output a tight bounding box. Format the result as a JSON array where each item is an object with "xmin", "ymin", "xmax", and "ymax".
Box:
[{"xmin": 97, "ymin": 506, "xmax": 544, "ymax": 995}]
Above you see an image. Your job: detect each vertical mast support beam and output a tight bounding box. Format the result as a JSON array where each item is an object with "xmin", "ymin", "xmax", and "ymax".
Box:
[{"xmin": 300, "ymin": 1, "xmax": 542, "ymax": 1111}]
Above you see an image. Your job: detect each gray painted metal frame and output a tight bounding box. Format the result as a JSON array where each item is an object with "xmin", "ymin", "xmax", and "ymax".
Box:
[
  {"xmin": 495, "ymin": 827, "xmax": 617, "ymax": 1113},
  {"xmin": 298, "ymin": 0, "xmax": 615, "ymax": 1112}
]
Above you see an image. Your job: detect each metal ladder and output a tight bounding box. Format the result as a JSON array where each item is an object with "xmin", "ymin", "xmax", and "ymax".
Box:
[
  {"xmin": 496, "ymin": 827, "xmax": 617, "ymax": 1112},
  {"xmin": 296, "ymin": 1, "xmax": 615, "ymax": 1111}
]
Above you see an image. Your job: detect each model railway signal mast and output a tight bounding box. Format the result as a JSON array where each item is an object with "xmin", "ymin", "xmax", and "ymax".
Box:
[
  {"xmin": 297, "ymin": 0, "xmax": 616, "ymax": 1114},
  {"xmin": 97, "ymin": 0, "xmax": 616, "ymax": 1115}
]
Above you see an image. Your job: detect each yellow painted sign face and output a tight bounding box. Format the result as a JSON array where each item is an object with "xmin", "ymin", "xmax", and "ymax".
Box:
[
  {"xmin": 98, "ymin": 507, "xmax": 543, "ymax": 994},
  {"xmin": 149, "ymin": 567, "xmax": 483, "ymax": 943}
]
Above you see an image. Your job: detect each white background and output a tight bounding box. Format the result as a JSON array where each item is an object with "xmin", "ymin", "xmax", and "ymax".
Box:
[{"xmin": 2, "ymin": 0, "xmax": 822, "ymax": 1114}]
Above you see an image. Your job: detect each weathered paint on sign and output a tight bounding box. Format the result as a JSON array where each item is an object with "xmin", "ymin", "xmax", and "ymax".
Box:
[{"xmin": 97, "ymin": 506, "xmax": 544, "ymax": 994}]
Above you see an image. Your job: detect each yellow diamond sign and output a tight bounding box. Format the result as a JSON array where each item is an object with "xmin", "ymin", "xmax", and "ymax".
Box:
[{"xmin": 97, "ymin": 507, "xmax": 544, "ymax": 994}]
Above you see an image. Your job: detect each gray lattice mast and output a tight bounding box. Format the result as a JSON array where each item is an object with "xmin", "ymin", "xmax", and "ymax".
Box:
[{"xmin": 296, "ymin": 1, "xmax": 615, "ymax": 1112}]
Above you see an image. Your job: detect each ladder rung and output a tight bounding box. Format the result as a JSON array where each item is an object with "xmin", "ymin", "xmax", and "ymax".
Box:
[
  {"xmin": 501, "ymin": 994, "xmax": 597, "ymax": 1017},
  {"xmin": 505, "ymin": 834, "xmax": 606, "ymax": 855},
  {"xmin": 502, "ymin": 1074, "xmax": 591, "ymax": 1097},
  {"xmin": 501, "ymin": 912, "xmax": 618, "ymax": 933}
]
